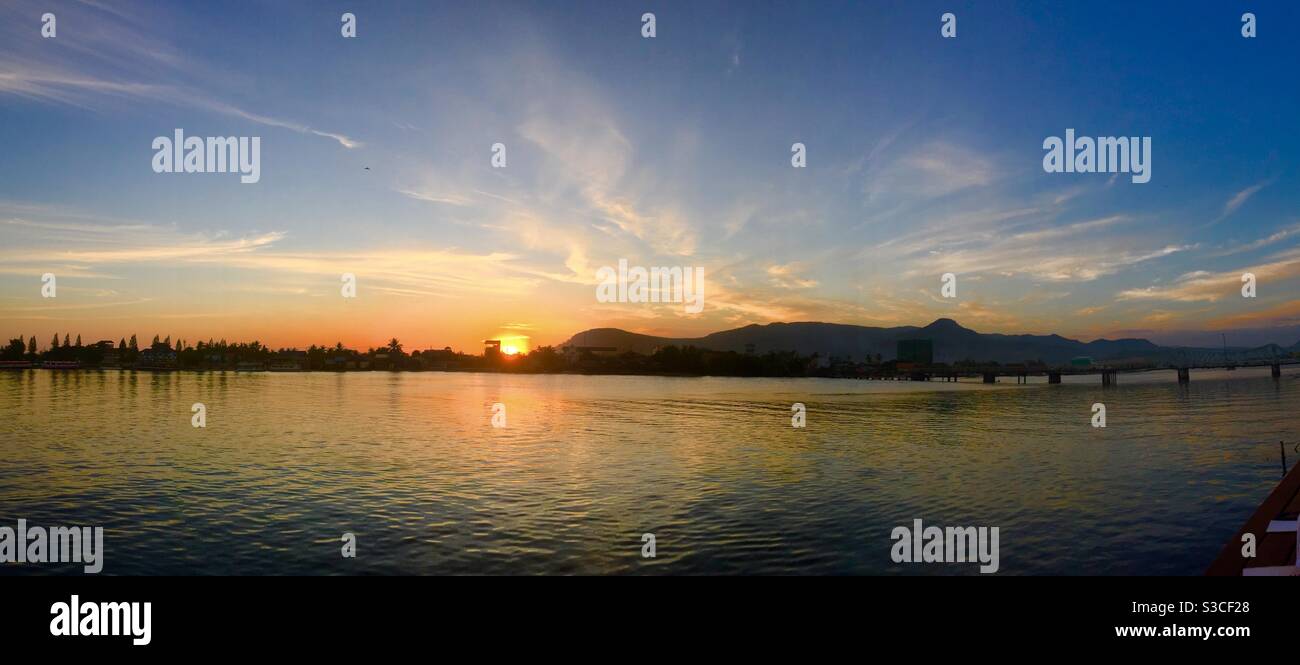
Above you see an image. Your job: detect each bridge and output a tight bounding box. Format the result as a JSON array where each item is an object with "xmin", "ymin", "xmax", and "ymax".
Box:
[{"xmin": 872, "ymin": 358, "xmax": 1300, "ymax": 385}]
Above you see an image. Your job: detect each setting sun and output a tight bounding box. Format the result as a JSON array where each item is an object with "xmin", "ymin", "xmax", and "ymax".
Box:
[{"xmin": 494, "ymin": 334, "xmax": 530, "ymax": 356}]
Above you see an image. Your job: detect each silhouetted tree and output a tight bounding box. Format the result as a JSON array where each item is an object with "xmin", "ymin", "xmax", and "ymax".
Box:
[{"xmin": 2, "ymin": 337, "xmax": 25, "ymax": 360}]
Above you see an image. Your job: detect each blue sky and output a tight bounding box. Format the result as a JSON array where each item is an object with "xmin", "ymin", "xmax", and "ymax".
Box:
[{"xmin": 2, "ymin": 0, "xmax": 1299, "ymax": 351}]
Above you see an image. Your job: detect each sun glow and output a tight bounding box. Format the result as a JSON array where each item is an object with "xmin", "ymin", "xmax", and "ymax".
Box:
[{"xmin": 494, "ymin": 334, "xmax": 531, "ymax": 356}]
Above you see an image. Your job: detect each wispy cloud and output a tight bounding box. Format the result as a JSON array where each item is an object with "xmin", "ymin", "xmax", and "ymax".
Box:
[
  {"xmin": 1207, "ymin": 179, "xmax": 1272, "ymax": 226},
  {"xmin": 0, "ymin": 0, "xmax": 360, "ymax": 148},
  {"xmin": 397, "ymin": 189, "xmax": 472, "ymax": 206},
  {"xmin": 1222, "ymin": 181, "xmax": 1269, "ymax": 216},
  {"xmin": 1206, "ymin": 298, "xmax": 1300, "ymax": 330},
  {"xmin": 1116, "ymin": 248, "xmax": 1300, "ymax": 303},
  {"xmin": 1209, "ymin": 221, "xmax": 1300, "ymax": 257},
  {"xmin": 866, "ymin": 141, "xmax": 996, "ymax": 201},
  {"xmin": 766, "ymin": 262, "xmax": 819, "ymax": 289}
]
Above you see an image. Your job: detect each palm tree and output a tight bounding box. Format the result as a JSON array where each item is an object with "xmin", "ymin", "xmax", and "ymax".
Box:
[{"xmin": 387, "ymin": 338, "xmax": 404, "ymax": 355}]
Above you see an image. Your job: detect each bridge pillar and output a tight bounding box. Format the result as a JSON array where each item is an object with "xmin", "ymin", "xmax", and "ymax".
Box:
[
  {"xmin": 982, "ymin": 372, "xmax": 996, "ymax": 384},
  {"xmin": 1272, "ymin": 363, "xmax": 1281, "ymax": 379},
  {"xmin": 1048, "ymin": 371, "xmax": 1061, "ymax": 384},
  {"xmin": 1177, "ymin": 367, "xmax": 1190, "ymax": 384},
  {"xmin": 1102, "ymin": 370, "xmax": 1117, "ymax": 387}
]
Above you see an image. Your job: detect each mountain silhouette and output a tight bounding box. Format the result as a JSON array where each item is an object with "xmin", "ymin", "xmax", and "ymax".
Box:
[{"xmin": 561, "ymin": 319, "xmax": 1289, "ymax": 365}]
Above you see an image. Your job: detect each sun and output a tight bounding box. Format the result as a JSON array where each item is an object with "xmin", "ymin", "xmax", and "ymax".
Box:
[{"xmin": 490, "ymin": 333, "xmax": 530, "ymax": 356}]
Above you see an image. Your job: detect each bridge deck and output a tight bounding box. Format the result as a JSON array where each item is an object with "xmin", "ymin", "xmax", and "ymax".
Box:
[{"xmin": 899, "ymin": 360, "xmax": 1298, "ymax": 376}]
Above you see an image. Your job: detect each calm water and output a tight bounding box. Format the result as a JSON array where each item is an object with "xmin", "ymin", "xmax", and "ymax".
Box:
[{"xmin": 2, "ymin": 367, "xmax": 1297, "ymax": 575}]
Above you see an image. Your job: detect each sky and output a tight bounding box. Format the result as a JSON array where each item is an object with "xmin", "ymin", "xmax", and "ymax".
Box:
[{"xmin": 2, "ymin": 0, "xmax": 1299, "ymax": 353}]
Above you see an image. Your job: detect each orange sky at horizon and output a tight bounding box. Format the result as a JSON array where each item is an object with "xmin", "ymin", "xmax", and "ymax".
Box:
[
  {"xmin": 11, "ymin": 290, "xmax": 1300, "ymax": 354},
  {"xmin": 4, "ymin": 2, "xmax": 1300, "ymax": 355}
]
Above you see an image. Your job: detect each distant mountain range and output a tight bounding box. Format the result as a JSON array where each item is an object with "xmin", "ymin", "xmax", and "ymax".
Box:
[{"xmin": 561, "ymin": 318, "xmax": 1300, "ymax": 365}]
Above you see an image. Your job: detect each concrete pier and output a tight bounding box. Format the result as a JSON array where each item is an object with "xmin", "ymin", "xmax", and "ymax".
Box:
[
  {"xmin": 1272, "ymin": 363, "xmax": 1282, "ymax": 379},
  {"xmin": 1048, "ymin": 371, "xmax": 1061, "ymax": 384},
  {"xmin": 982, "ymin": 372, "xmax": 996, "ymax": 384},
  {"xmin": 1101, "ymin": 369, "xmax": 1117, "ymax": 387}
]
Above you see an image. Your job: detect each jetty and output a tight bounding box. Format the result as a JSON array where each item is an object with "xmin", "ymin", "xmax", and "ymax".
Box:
[
  {"xmin": 844, "ymin": 359, "xmax": 1299, "ymax": 385},
  {"xmin": 1206, "ymin": 452, "xmax": 1300, "ymax": 576}
]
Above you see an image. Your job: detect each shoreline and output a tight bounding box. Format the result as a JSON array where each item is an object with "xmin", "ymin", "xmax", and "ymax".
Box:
[{"xmin": 3, "ymin": 364, "xmax": 1295, "ymax": 384}]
